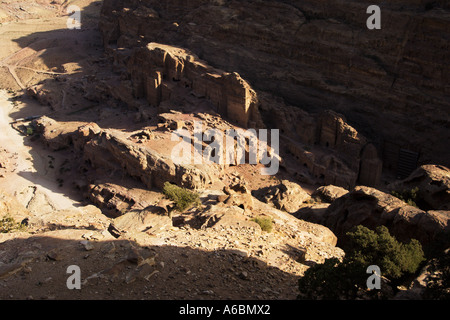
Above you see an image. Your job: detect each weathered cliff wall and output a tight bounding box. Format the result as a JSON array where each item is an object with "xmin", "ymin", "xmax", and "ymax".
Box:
[
  {"xmin": 126, "ymin": 42, "xmax": 262, "ymax": 129},
  {"xmin": 99, "ymin": 0, "xmax": 450, "ymax": 175}
]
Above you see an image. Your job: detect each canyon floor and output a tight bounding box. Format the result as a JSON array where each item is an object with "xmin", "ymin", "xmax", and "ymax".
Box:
[{"xmin": 0, "ymin": 1, "xmax": 344, "ymax": 300}]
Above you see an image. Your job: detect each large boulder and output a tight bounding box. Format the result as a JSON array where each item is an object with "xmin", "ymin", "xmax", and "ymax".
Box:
[
  {"xmin": 111, "ymin": 209, "xmax": 172, "ymax": 236},
  {"xmin": 213, "ymin": 177, "xmax": 255, "ymax": 214},
  {"xmin": 312, "ymin": 185, "xmax": 349, "ymax": 203},
  {"xmin": 252, "ymin": 180, "xmax": 310, "ymax": 214}
]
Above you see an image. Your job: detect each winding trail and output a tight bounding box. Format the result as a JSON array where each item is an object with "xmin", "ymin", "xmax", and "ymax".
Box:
[
  {"xmin": 0, "ymin": 8, "xmax": 86, "ymax": 212},
  {"xmin": 0, "ymin": 89, "xmax": 79, "ymax": 211}
]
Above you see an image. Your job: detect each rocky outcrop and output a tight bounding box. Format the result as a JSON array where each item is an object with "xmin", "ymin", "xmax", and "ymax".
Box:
[
  {"xmin": 252, "ymin": 180, "xmax": 310, "ymax": 214},
  {"xmin": 0, "ymin": 189, "xmax": 31, "ymax": 224},
  {"xmin": 388, "ymin": 165, "xmax": 450, "ymax": 210},
  {"xmin": 297, "ymin": 185, "xmax": 449, "ymax": 246},
  {"xmin": 312, "ymin": 185, "xmax": 349, "ymax": 203},
  {"xmin": 100, "ymin": 0, "xmax": 450, "ymax": 172},
  {"xmin": 100, "ymin": 18, "xmax": 378, "ymax": 189},
  {"xmin": 306, "ymin": 186, "xmax": 450, "ymax": 247},
  {"xmin": 1, "ymin": 187, "xmax": 110, "ymax": 233},
  {"xmin": 33, "ymin": 117, "xmax": 219, "ymax": 191},
  {"xmin": 221, "ymin": 179, "xmax": 254, "ymax": 213},
  {"xmin": 110, "ymin": 208, "xmax": 173, "ymax": 236},
  {"xmin": 97, "ymin": 0, "xmax": 398, "ymax": 189},
  {"xmin": 277, "ymin": 108, "xmax": 369, "ymax": 188},
  {"xmin": 33, "ymin": 116, "xmax": 84, "ymax": 151},
  {"xmin": 126, "ymin": 43, "xmax": 263, "ymax": 129}
]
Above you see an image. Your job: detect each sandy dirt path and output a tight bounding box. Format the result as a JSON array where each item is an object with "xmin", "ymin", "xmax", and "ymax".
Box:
[
  {"xmin": 0, "ymin": 1, "xmax": 102, "ymax": 211},
  {"xmin": 0, "ymin": 89, "xmax": 81, "ymax": 211}
]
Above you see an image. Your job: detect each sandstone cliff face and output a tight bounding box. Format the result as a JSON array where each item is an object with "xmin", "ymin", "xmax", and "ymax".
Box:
[
  {"xmin": 126, "ymin": 42, "xmax": 263, "ymax": 129},
  {"xmin": 100, "ymin": 0, "xmax": 450, "ymax": 173},
  {"xmin": 98, "ymin": 0, "xmax": 398, "ymax": 189}
]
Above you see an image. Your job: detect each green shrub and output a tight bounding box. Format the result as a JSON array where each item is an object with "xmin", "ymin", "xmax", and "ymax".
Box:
[
  {"xmin": 298, "ymin": 225, "xmax": 425, "ymax": 299},
  {"xmin": 251, "ymin": 217, "xmax": 273, "ymax": 232},
  {"xmin": 391, "ymin": 187, "xmax": 419, "ymax": 208},
  {"xmin": 0, "ymin": 215, "xmax": 27, "ymax": 233},
  {"xmin": 298, "ymin": 257, "xmax": 367, "ymax": 299},
  {"xmin": 26, "ymin": 126, "xmax": 34, "ymax": 136},
  {"xmin": 163, "ymin": 182, "xmax": 200, "ymax": 212},
  {"xmin": 346, "ymin": 225, "xmax": 425, "ymax": 279}
]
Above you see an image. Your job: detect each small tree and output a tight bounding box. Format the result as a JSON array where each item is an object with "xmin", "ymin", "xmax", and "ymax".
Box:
[
  {"xmin": 346, "ymin": 225, "xmax": 425, "ymax": 280},
  {"xmin": 298, "ymin": 225, "xmax": 425, "ymax": 299},
  {"xmin": 163, "ymin": 182, "xmax": 200, "ymax": 212},
  {"xmin": 298, "ymin": 257, "xmax": 367, "ymax": 299}
]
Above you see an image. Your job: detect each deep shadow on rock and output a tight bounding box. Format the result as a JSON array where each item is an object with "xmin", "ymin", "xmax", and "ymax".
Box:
[
  {"xmin": 0, "ymin": 230, "xmax": 300, "ymax": 300},
  {"xmin": 302, "ymin": 186, "xmax": 450, "ymax": 252}
]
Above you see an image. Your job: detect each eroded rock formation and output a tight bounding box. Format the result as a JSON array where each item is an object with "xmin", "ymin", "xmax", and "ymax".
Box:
[
  {"xmin": 388, "ymin": 164, "xmax": 450, "ymax": 211},
  {"xmin": 304, "ymin": 185, "xmax": 450, "ymax": 247},
  {"xmin": 252, "ymin": 180, "xmax": 311, "ymax": 214},
  {"xmin": 100, "ymin": 0, "xmax": 450, "ymax": 176},
  {"xmin": 98, "ymin": 1, "xmax": 419, "ymax": 189},
  {"xmin": 126, "ymin": 43, "xmax": 263, "ymax": 129},
  {"xmin": 312, "ymin": 185, "xmax": 349, "ymax": 203},
  {"xmin": 33, "ymin": 117, "xmax": 219, "ymax": 192}
]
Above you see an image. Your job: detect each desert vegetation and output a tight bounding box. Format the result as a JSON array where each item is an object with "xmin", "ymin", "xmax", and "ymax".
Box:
[
  {"xmin": 163, "ymin": 182, "xmax": 201, "ymax": 213},
  {"xmin": 0, "ymin": 215, "xmax": 27, "ymax": 233},
  {"xmin": 298, "ymin": 225, "xmax": 425, "ymax": 299},
  {"xmin": 250, "ymin": 216, "xmax": 274, "ymax": 233}
]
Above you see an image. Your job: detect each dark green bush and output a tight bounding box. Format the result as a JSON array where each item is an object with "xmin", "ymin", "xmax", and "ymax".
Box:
[
  {"xmin": 298, "ymin": 225, "xmax": 425, "ymax": 299},
  {"xmin": 391, "ymin": 187, "xmax": 419, "ymax": 208},
  {"xmin": 346, "ymin": 225, "xmax": 425, "ymax": 279},
  {"xmin": 163, "ymin": 182, "xmax": 200, "ymax": 212},
  {"xmin": 424, "ymin": 247, "xmax": 450, "ymax": 300},
  {"xmin": 298, "ymin": 257, "xmax": 367, "ymax": 299}
]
